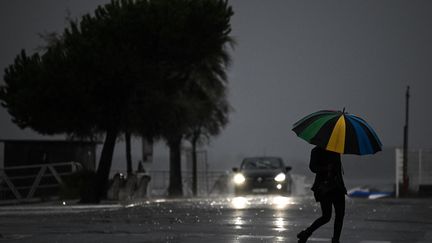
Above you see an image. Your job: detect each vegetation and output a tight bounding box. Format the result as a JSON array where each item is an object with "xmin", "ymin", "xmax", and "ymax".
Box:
[{"xmin": 0, "ymin": 0, "xmax": 233, "ymax": 202}]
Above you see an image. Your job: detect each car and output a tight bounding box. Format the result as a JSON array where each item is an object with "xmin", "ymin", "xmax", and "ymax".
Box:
[{"xmin": 232, "ymin": 156, "xmax": 292, "ymax": 195}]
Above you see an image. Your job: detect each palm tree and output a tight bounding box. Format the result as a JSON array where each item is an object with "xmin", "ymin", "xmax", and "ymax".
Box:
[
  {"xmin": 185, "ymin": 89, "xmax": 230, "ymax": 196},
  {"xmin": 163, "ymin": 0, "xmax": 234, "ymax": 197}
]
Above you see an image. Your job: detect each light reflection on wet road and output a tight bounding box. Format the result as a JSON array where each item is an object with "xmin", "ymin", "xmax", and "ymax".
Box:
[{"xmin": 0, "ymin": 196, "xmax": 431, "ymax": 242}]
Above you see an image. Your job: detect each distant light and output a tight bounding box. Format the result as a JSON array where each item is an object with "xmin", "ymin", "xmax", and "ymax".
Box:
[
  {"xmin": 273, "ymin": 217, "xmax": 286, "ymax": 232},
  {"xmin": 272, "ymin": 196, "xmax": 291, "ymax": 209},
  {"xmin": 233, "ymin": 173, "xmax": 246, "ymax": 185},
  {"xmin": 231, "ymin": 197, "xmax": 248, "ymax": 209},
  {"xmin": 125, "ymin": 203, "xmax": 139, "ymax": 208},
  {"xmin": 274, "ymin": 173, "xmax": 286, "ymax": 182},
  {"xmin": 62, "ymin": 201, "xmax": 66, "ymax": 206},
  {"xmin": 234, "ymin": 216, "xmax": 244, "ymax": 229},
  {"xmin": 276, "ymin": 184, "xmax": 282, "ymax": 190}
]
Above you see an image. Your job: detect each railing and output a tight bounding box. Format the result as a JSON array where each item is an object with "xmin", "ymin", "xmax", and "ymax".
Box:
[
  {"xmin": 395, "ymin": 148, "xmax": 432, "ymax": 197},
  {"xmin": 0, "ymin": 162, "xmax": 83, "ymax": 202},
  {"xmin": 1, "ymin": 165, "xmax": 230, "ymax": 202},
  {"xmin": 149, "ymin": 170, "xmax": 229, "ymax": 196},
  {"xmin": 110, "ymin": 170, "xmax": 230, "ymax": 197}
]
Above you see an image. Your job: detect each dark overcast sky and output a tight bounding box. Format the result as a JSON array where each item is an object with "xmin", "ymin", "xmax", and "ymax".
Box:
[{"xmin": 1, "ymin": 0, "xmax": 432, "ymax": 170}]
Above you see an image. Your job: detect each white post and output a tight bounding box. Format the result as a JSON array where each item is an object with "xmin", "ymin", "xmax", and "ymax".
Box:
[
  {"xmin": 396, "ymin": 158, "xmax": 399, "ymax": 198},
  {"xmin": 395, "ymin": 148, "xmax": 402, "ymax": 198}
]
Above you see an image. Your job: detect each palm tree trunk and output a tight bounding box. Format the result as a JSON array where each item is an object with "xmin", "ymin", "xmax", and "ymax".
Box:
[
  {"xmin": 125, "ymin": 131, "xmax": 132, "ymax": 175},
  {"xmin": 168, "ymin": 136, "xmax": 183, "ymax": 197},
  {"xmin": 80, "ymin": 127, "xmax": 118, "ymax": 203},
  {"xmin": 191, "ymin": 135, "xmax": 198, "ymax": 196}
]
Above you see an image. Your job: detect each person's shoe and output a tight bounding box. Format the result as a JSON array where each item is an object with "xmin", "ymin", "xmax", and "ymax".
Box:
[{"xmin": 297, "ymin": 230, "xmax": 311, "ymax": 243}]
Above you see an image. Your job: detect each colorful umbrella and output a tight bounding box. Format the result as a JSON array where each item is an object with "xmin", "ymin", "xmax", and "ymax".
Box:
[{"xmin": 292, "ymin": 109, "xmax": 382, "ymax": 155}]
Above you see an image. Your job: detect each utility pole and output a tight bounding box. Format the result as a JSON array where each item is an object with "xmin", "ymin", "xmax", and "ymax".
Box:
[{"xmin": 402, "ymin": 86, "xmax": 410, "ymax": 196}]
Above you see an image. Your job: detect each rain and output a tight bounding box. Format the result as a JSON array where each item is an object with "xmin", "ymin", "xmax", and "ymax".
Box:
[{"xmin": 1, "ymin": 1, "xmax": 432, "ymax": 243}]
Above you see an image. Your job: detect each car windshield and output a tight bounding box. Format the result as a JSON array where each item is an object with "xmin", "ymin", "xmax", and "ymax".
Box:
[{"xmin": 241, "ymin": 158, "xmax": 282, "ymax": 170}]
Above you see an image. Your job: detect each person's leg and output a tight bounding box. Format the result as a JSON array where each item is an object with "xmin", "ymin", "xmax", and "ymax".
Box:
[
  {"xmin": 308, "ymin": 198, "xmax": 333, "ymax": 232},
  {"xmin": 298, "ymin": 198, "xmax": 333, "ymax": 242},
  {"xmin": 332, "ymin": 193, "xmax": 345, "ymax": 242}
]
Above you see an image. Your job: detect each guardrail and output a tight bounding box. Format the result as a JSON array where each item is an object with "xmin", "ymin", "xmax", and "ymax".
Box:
[{"xmin": 0, "ymin": 162, "xmax": 83, "ymax": 202}]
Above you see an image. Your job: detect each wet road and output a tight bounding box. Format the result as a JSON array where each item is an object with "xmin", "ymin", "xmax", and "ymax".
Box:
[{"xmin": 0, "ymin": 196, "xmax": 431, "ymax": 242}]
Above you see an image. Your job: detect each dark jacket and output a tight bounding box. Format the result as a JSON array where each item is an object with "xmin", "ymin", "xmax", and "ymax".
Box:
[{"xmin": 310, "ymin": 146, "xmax": 347, "ymax": 200}]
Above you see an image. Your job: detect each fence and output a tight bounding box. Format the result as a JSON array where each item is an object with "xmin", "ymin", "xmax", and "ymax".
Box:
[
  {"xmin": 396, "ymin": 148, "xmax": 432, "ymax": 197},
  {"xmin": 0, "ymin": 162, "xmax": 82, "ymax": 202},
  {"xmin": 152, "ymin": 170, "xmax": 230, "ymax": 196},
  {"xmin": 109, "ymin": 170, "xmax": 230, "ymax": 197}
]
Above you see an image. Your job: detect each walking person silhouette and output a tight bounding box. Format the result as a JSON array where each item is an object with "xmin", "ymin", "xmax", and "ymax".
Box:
[{"xmin": 297, "ymin": 146, "xmax": 347, "ymax": 243}]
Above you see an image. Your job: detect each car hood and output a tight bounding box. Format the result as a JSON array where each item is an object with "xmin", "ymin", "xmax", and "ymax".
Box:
[{"xmin": 241, "ymin": 170, "xmax": 284, "ymax": 177}]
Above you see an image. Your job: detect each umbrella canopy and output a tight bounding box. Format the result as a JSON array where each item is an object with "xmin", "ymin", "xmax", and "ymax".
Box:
[{"xmin": 292, "ymin": 110, "xmax": 382, "ymax": 155}]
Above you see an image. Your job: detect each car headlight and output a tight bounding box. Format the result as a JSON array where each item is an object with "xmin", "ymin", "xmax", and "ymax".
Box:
[
  {"xmin": 233, "ymin": 173, "xmax": 246, "ymax": 185},
  {"xmin": 274, "ymin": 172, "xmax": 286, "ymax": 182}
]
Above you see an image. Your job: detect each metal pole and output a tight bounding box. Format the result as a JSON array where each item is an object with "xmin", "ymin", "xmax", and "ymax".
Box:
[
  {"xmin": 419, "ymin": 149, "xmax": 423, "ymax": 187},
  {"xmin": 402, "ymin": 86, "xmax": 410, "ymax": 196},
  {"xmin": 204, "ymin": 151, "xmax": 209, "ymax": 195},
  {"xmin": 395, "ymin": 149, "xmax": 400, "ymax": 198},
  {"xmin": 192, "ymin": 145, "xmax": 197, "ymax": 197}
]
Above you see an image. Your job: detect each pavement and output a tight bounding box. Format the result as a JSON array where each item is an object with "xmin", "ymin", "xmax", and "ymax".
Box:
[{"xmin": 0, "ymin": 196, "xmax": 431, "ymax": 242}]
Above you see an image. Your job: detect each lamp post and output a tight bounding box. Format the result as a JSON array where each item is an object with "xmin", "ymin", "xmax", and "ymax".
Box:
[{"xmin": 402, "ymin": 86, "xmax": 410, "ymax": 196}]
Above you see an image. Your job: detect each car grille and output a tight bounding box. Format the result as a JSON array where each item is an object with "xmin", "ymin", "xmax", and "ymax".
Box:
[{"xmin": 247, "ymin": 176, "xmax": 273, "ymax": 184}]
